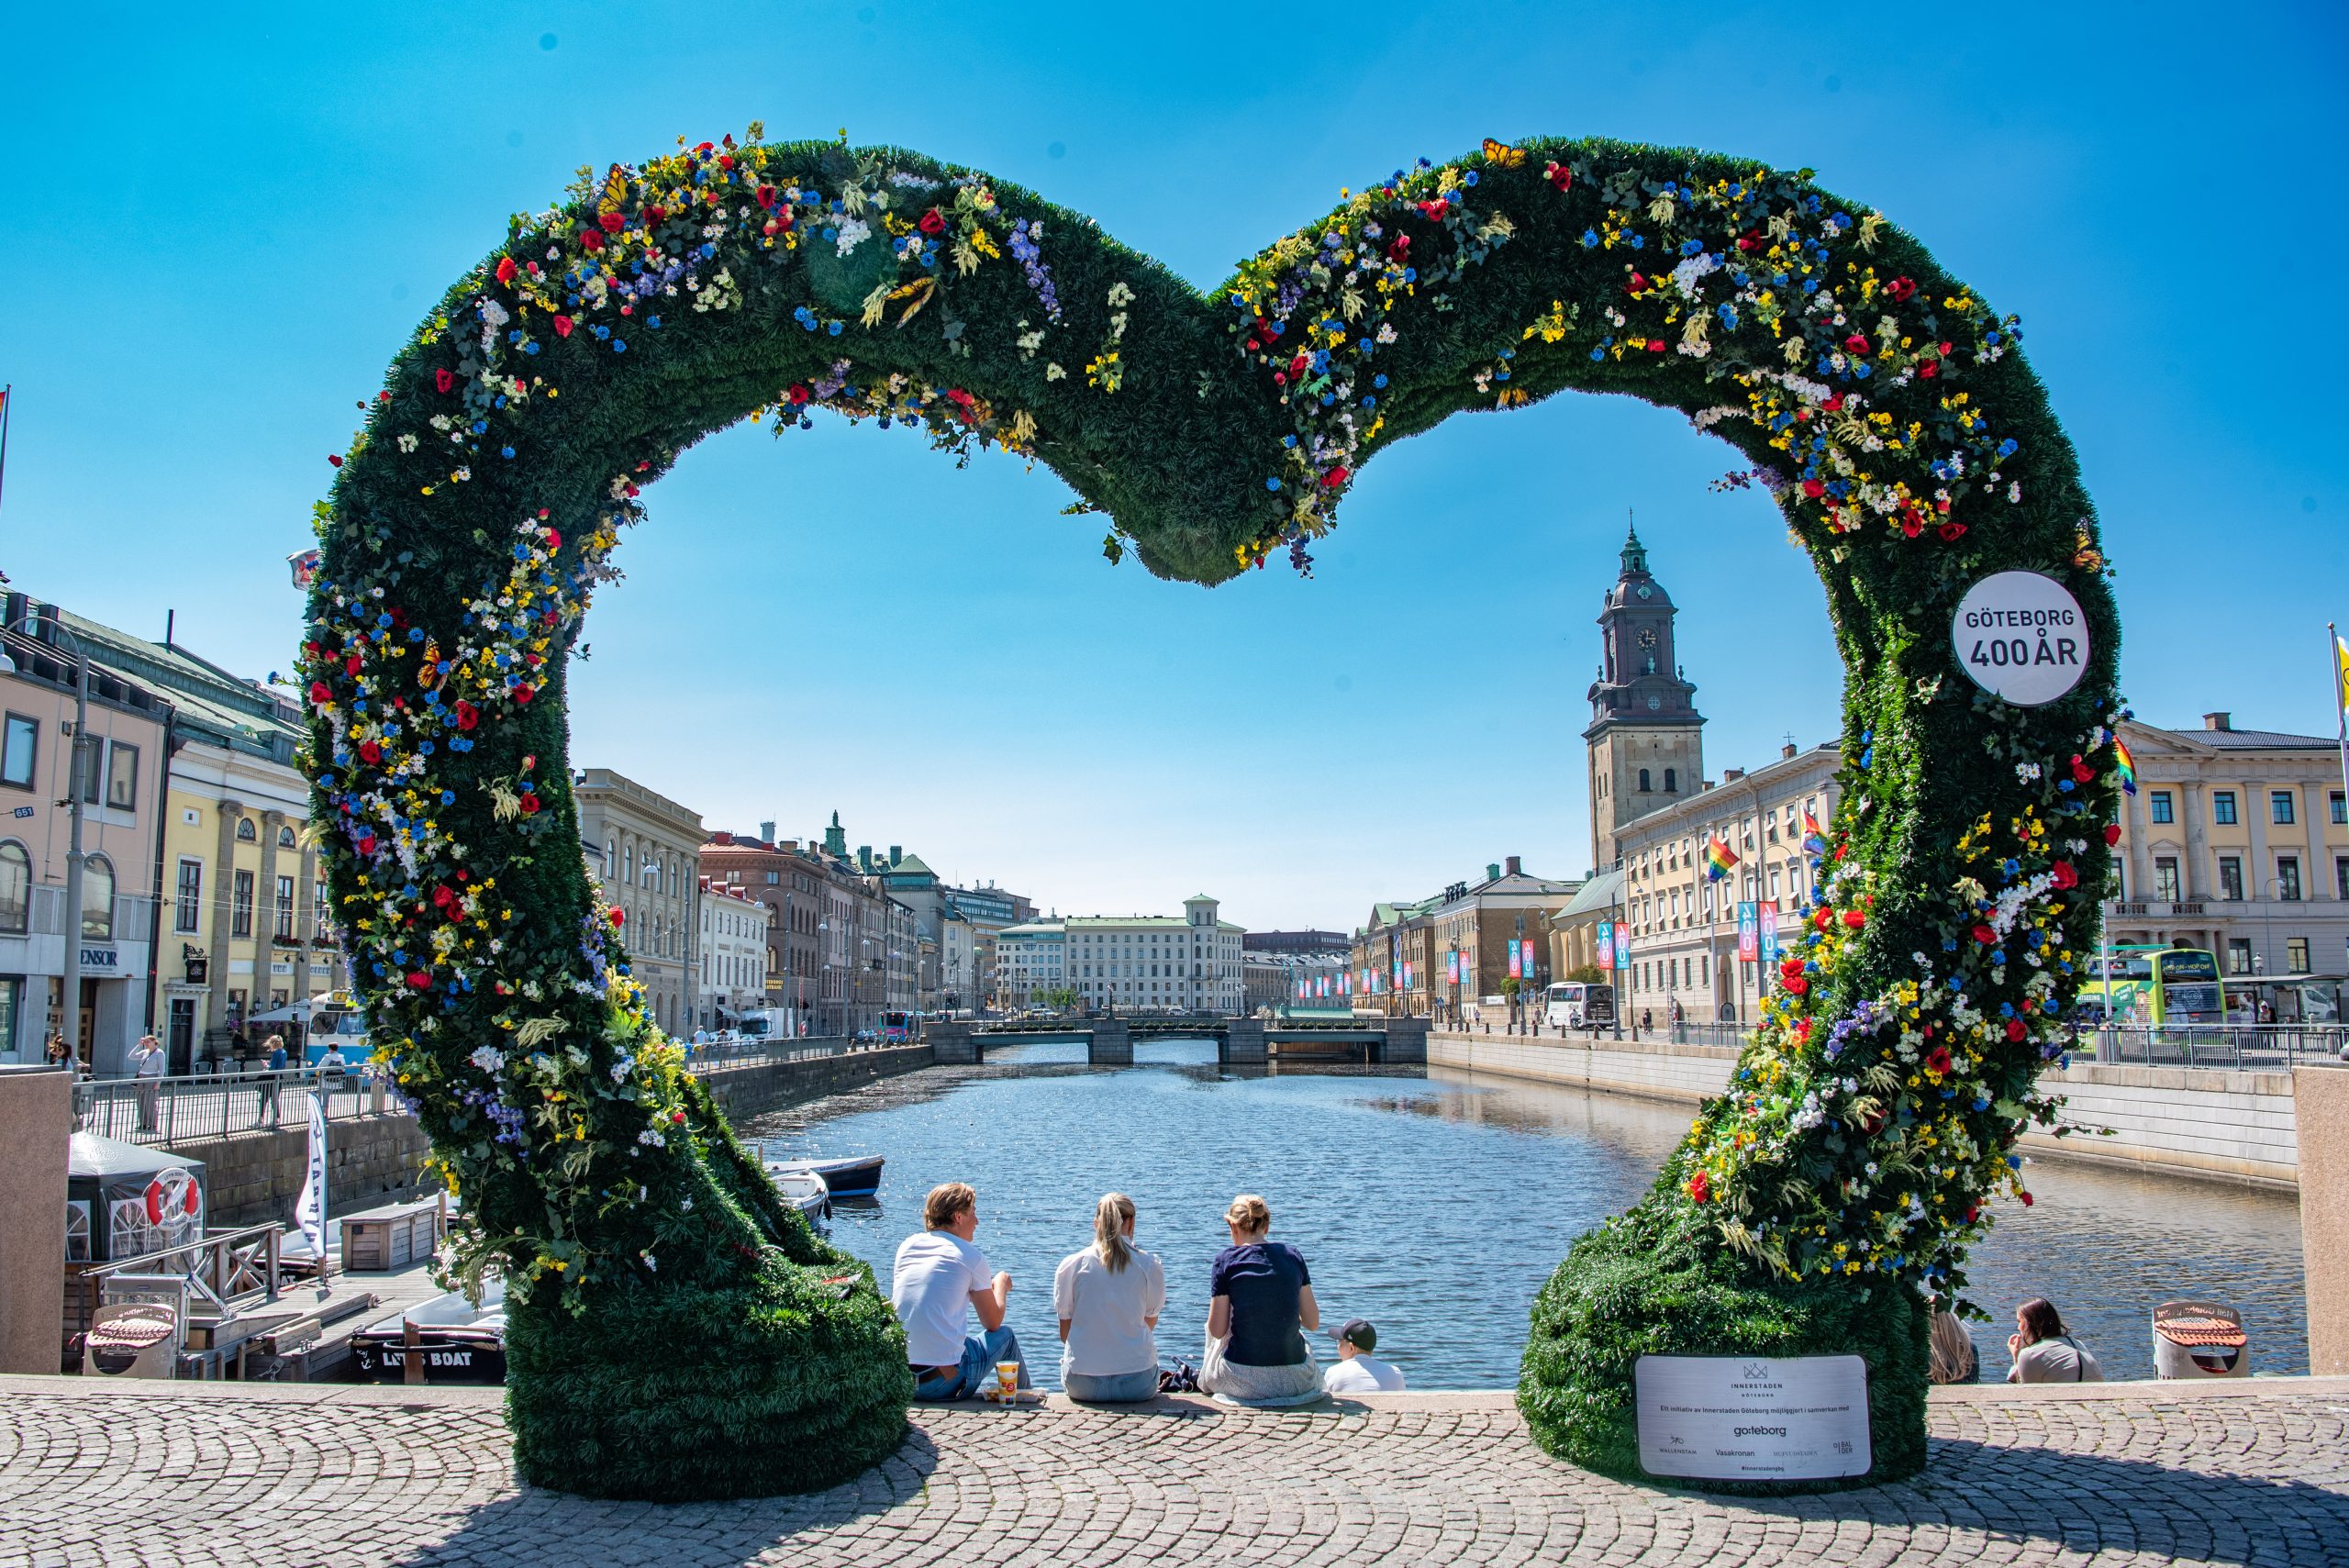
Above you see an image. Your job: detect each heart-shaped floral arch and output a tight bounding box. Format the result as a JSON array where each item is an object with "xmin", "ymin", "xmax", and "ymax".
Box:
[{"xmin": 305, "ymin": 130, "xmax": 2120, "ymax": 1499}]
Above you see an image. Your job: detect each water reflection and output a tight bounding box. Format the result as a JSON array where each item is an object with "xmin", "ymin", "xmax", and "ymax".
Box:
[{"xmin": 740, "ymin": 1055, "xmax": 2305, "ymax": 1387}]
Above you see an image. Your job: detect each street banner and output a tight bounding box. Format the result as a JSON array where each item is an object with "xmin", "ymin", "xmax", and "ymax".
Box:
[
  {"xmin": 1736, "ymin": 902, "xmax": 1759, "ymax": 962},
  {"xmin": 294, "ymin": 1087, "xmax": 328, "ymax": 1263},
  {"xmin": 1614, "ymin": 925, "xmax": 1631, "ymax": 972},
  {"xmin": 1597, "ymin": 920, "xmax": 1615, "ymax": 970},
  {"xmin": 1759, "ymin": 901, "xmax": 1780, "ymax": 968},
  {"xmin": 1508, "ymin": 939, "xmax": 1521, "ymax": 979}
]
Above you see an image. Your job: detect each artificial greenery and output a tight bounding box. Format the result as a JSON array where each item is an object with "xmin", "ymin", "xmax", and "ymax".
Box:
[{"xmin": 306, "ymin": 129, "xmax": 2114, "ymax": 1498}]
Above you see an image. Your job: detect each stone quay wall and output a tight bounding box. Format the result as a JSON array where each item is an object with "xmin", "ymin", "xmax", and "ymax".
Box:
[
  {"xmin": 1428, "ymin": 1029, "xmax": 2306, "ymax": 1189},
  {"xmin": 692, "ymin": 1043, "xmax": 936, "ymax": 1120}
]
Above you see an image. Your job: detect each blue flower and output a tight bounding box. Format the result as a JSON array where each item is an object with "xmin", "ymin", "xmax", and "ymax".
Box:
[
  {"xmin": 501, "ymin": 446, "xmax": 516, "ymax": 459},
  {"xmin": 828, "ymin": 321, "xmax": 843, "ymax": 336},
  {"xmin": 1463, "ymin": 170, "xmax": 1479, "ymax": 186},
  {"xmin": 1265, "ymin": 477, "xmax": 1282, "ymax": 491},
  {"xmin": 1579, "ymin": 228, "xmax": 1599, "ymax": 249},
  {"xmin": 1373, "ymin": 373, "xmax": 1387, "ymax": 388}
]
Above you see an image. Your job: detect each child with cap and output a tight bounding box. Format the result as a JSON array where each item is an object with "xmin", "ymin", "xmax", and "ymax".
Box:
[{"xmin": 1321, "ymin": 1318, "xmax": 1406, "ymax": 1394}]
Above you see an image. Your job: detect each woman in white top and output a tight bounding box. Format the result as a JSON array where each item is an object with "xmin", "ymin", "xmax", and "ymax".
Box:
[
  {"xmin": 2005, "ymin": 1297, "xmax": 2104, "ymax": 1384},
  {"xmin": 1053, "ymin": 1192, "xmax": 1164, "ymax": 1403}
]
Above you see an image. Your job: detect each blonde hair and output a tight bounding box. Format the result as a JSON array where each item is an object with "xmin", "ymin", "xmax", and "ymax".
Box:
[
  {"xmin": 923, "ymin": 1182, "xmax": 977, "ymax": 1230},
  {"xmin": 1093, "ymin": 1192, "xmax": 1135, "ymax": 1273},
  {"xmin": 1224, "ymin": 1193, "xmax": 1270, "ymax": 1237}
]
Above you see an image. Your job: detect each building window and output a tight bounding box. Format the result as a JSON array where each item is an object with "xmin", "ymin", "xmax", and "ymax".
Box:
[
  {"xmin": 2212, "ymin": 791, "xmax": 2237, "ymax": 826},
  {"xmin": 2226, "ymin": 938, "xmax": 2253, "ymax": 975},
  {"xmin": 314, "ymin": 878, "xmax": 333, "ymax": 938},
  {"xmin": 0, "ymin": 714, "xmax": 36, "ymax": 790},
  {"xmin": 2219, "ymin": 857, "xmax": 2243, "ymax": 902},
  {"xmin": 175, "ymin": 859, "xmax": 203, "ymax": 932},
  {"xmin": 2334, "ymin": 792, "xmax": 2348, "ymax": 826},
  {"xmin": 1638, "ymin": 768, "xmax": 1652, "ymax": 792},
  {"xmin": 2154, "ymin": 857, "xmax": 2181, "ymax": 903},
  {"xmin": 232, "ymin": 870, "xmax": 254, "ymax": 938},
  {"xmin": 83, "ymin": 855, "xmax": 115, "ymax": 940},
  {"xmin": 106, "ymin": 742, "xmax": 139, "ymax": 810},
  {"xmin": 2339, "ymin": 857, "xmax": 2349, "ymax": 901},
  {"xmin": 236, "ymin": 817, "xmax": 257, "ymax": 842},
  {"xmin": 2274, "ymin": 791, "xmax": 2297, "ymax": 826},
  {"xmin": 2149, "ymin": 791, "xmax": 2174, "ymax": 824},
  {"xmin": 2288, "ymin": 937, "xmax": 2311, "ymax": 974},
  {"xmin": 278, "ymin": 825, "xmax": 296, "ymax": 849},
  {"xmin": 1664, "ymin": 768, "xmax": 1678, "ymax": 793},
  {"xmin": 2277, "ymin": 857, "xmax": 2302, "ymax": 901},
  {"xmin": 0, "ymin": 841, "xmax": 28, "ymax": 935},
  {"xmin": 274, "ymin": 875, "xmax": 295, "ymax": 940}
]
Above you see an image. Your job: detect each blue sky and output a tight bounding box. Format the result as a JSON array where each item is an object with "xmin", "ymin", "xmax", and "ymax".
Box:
[{"xmin": 3, "ymin": 4, "xmax": 2343, "ymax": 929}]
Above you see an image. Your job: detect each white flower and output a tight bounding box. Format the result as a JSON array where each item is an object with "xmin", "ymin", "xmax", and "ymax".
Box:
[
  {"xmin": 469, "ymin": 1044, "xmax": 506, "ymax": 1073},
  {"xmin": 833, "ymin": 217, "xmax": 872, "ymax": 256}
]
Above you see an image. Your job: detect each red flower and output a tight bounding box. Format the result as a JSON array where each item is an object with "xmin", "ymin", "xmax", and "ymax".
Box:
[
  {"xmin": 1542, "ymin": 160, "xmax": 1571, "ymax": 193},
  {"xmin": 609, "ymin": 906, "xmax": 625, "ymax": 927},
  {"xmin": 454, "ymin": 701, "xmax": 478, "ymax": 731},
  {"xmin": 1973, "ymin": 924, "xmax": 1998, "ymax": 944},
  {"xmin": 1802, "ymin": 479, "xmax": 1825, "ymax": 497},
  {"xmin": 598, "ymin": 210, "xmax": 626, "ymax": 233},
  {"xmin": 755, "ymin": 184, "xmax": 777, "ymax": 209},
  {"xmin": 406, "ymin": 972, "xmax": 433, "ymax": 990},
  {"xmin": 1842, "ymin": 909, "xmax": 1865, "ymax": 929},
  {"xmin": 2019, "ymin": 1190, "xmax": 2034, "ymax": 1207},
  {"xmin": 918, "ymin": 207, "xmax": 945, "ymax": 235},
  {"xmin": 1415, "ymin": 197, "xmax": 1450, "ymax": 220},
  {"xmin": 431, "ymin": 885, "xmax": 455, "ymax": 910},
  {"xmin": 670, "ymin": 1109, "xmax": 688, "ymax": 1125},
  {"xmin": 1900, "ymin": 515, "xmax": 1921, "ymax": 539},
  {"xmin": 553, "ymin": 315, "xmax": 573, "ymax": 339},
  {"xmin": 1322, "ymin": 466, "xmax": 1350, "ymax": 489},
  {"xmin": 1937, "ymin": 522, "xmax": 1967, "ymax": 542},
  {"xmin": 307, "ymin": 681, "xmax": 331, "ymax": 706},
  {"xmin": 1886, "ymin": 276, "xmax": 1916, "ymax": 302},
  {"xmin": 327, "ymin": 453, "xmax": 343, "ymax": 469},
  {"xmin": 1687, "ymin": 1172, "xmax": 1710, "ymax": 1204},
  {"xmin": 518, "ymin": 793, "xmax": 540, "ymax": 815},
  {"xmin": 1925, "ymin": 1047, "xmax": 1954, "ymax": 1078},
  {"xmin": 1821, "ymin": 394, "xmax": 1844, "ymax": 412},
  {"xmin": 513, "ymin": 684, "xmax": 535, "ymax": 705},
  {"xmin": 1965, "ymin": 1206, "xmax": 1978, "ymax": 1224},
  {"xmin": 495, "ymin": 256, "xmax": 517, "ymax": 284},
  {"xmin": 358, "ymin": 740, "xmax": 382, "ymax": 765},
  {"xmin": 1388, "ymin": 235, "xmax": 1411, "ymax": 261},
  {"xmin": 2069, "ymin": 754, "xmax": 2096, "ymax": 784},
  {"xmin": 1626, "ymin": 272, "xmax": 1646, "ymax": 295},
  {"xmin": 1645, "ymin": 339, "xmax": 1666, "ymax": 353},
  {"xmin": 579, "ymin": 228, "xmax": 605, "ymax": 252},
  {"xmin": 1918, "ymin": 359, "xmax": 1939, "ymax": 379},
  {"xmin": 2051, "ymin": 862, "xmax": 2079, "ymax": 890},
  {"xmin": 2104, "ymin": 823, "xmax": 2123, "ymax": 846},
  {"xmin": 646, "ymin": 206, "xmax": 666, "ymax": 224},
  {"xmin": 1783, "ymin": 974, "xmax": 1809, "ymax": 995},
  {"xmin": 1812, "ymin": 908, "xmax": 1833, "ymax": 931},
  {"xmin": 2005, "ymin": 1018, "xmax": 2027, "ymax": 1042},
  {"xmin": 434, "ymin": 368, "xmax": 456, "ymax": 394},
  {"xmin": 1843, "ymin": 333, "xmax": 1870, "ymax": 354}
]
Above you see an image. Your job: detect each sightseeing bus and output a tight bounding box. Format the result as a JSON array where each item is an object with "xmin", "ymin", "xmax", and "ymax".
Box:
[
  {"xmin": 2080, "ymin": 944, "xmax": 2225, "ymax": 1026},
  {"xmin": 1542, "ymin": 981, "xmax": 1616, "ymax": 1029}
]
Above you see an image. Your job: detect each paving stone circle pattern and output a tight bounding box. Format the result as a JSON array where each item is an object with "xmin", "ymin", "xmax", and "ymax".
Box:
[{"xmin": 4, "ymin": 1381, "xmax": 2347, "ymax": 1566}]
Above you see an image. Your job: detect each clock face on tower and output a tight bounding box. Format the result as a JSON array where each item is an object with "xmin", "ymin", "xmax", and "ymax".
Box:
[{"xmin": 1637, "ymin": 628, "xmax": 1657, "ymax": 649}]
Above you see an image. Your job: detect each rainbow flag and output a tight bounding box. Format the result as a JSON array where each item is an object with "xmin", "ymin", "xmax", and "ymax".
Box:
[
  {"xmin": 2112, "ymin": 738, "xmax": 2137, "ymax": 795},
  {"xmin": 1799, "ymin": 809, "xmax": 1828, "ymax": 856},
  {"xmin": 1703, "ymin": 837, "xmax": 1739, "ymax": 881}
]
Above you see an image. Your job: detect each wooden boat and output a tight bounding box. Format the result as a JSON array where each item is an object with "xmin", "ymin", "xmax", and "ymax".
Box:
[
  {"xmin": 760, "ymin": 1157, "xmax": 833, "ymax": 1236},
  {"xmin": 788, "ymin": 1154, "xmax": 884, "ymax": 1198},
  {"xmin": 351, "ymin": 1278, "xmax": 507, "ymax": 1385}
]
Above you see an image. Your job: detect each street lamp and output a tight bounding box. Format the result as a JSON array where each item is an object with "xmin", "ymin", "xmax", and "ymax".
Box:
[{"xmin": 9, "ymin": 616, "xmax": 94, "ymax": 1069}]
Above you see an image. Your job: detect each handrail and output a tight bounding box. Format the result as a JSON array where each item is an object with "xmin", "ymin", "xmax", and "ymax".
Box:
[
  {"xmin": 75, "ymin": 1068, "xmax": 383, "ymax": 1147},
  {"xmin": 70, "ymin": 1222, "xmax": 283, "ymax": 1347}
]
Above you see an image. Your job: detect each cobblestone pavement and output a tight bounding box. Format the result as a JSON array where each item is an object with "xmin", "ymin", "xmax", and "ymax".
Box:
[{"xmin": 5, "ymin": 1377, "xmax": 2348, "ymax": 1567}]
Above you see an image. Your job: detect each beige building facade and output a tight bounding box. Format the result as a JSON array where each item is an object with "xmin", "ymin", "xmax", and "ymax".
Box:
[{"xmin": 574, "ymin": 768, "xmax": 703, "ymax": 1037}]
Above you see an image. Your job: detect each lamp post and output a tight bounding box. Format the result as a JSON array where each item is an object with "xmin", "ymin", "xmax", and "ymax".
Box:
[{"xmin": 11, "ymin": 616, "xmax": 93, "ymax": 1069}]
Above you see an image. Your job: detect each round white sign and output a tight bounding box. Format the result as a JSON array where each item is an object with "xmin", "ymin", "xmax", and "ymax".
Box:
[{"xmin": 1951, "ymin": 570, "xmax": 2089, "ymax": 706}]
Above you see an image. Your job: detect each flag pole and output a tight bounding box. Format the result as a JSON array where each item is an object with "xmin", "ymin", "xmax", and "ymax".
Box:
[
  {"xmin": 2331, "ymin": 624, "xmax": 2348, "ymax": 809},
  {"xmin": 0, "ymin": 384, "xmax": 13, "ymax": 517}
]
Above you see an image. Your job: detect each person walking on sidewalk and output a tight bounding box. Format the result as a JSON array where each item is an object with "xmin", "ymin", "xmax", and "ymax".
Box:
[
  {"xmin": 259, "ymin": 1034, "xmax": 288, "ymax": 1127},
  {"xmin": 129, "ymin": 1033, "xmax": 166, "ymax": 1132}
]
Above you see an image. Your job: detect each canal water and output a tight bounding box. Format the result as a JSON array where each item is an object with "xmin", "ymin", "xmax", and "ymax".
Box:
[{"xmin": 740, "ymin": 1041, "xmax": 2308, "ymax": 1388}]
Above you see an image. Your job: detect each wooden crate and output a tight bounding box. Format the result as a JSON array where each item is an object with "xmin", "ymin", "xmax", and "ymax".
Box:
[{"xmin": 338, "ymin": 1198, "xmax": 445, "ymax": 1273}]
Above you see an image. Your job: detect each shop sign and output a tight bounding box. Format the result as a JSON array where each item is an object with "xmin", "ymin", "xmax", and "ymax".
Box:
[{"xmin": 78, "ymin": 946, "xmax": 118, "ymax": 972}]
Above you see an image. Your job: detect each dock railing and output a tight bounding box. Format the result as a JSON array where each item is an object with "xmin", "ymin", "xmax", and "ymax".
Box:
[{"xmin": 76, "ymin": 1069, "xmax": 381, "ymax": 1147}]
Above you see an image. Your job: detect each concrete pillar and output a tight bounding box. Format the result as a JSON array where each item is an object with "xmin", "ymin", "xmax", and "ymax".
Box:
[
  {"xmin": 1223, "ymin": 1020, "xmax": 1265, "ymax": 1066},
  {"xmin": 1089, "ymin": 1020, "xmax": 1131, "ymax": 1066},
  {"xmin": 930, "ymin": 1021, "xmax": 977, "ymax": 1064},
  {"xmin": 0, "ymin": 1065, "xmax": 71, "ymax": 1373},
  {"xmin": 1383, "ymin": 1018, "xmax": 1430, "ymax": 1064},
  {"xmin": 2299, "ymin": 1066, "xmax": 2349, "ymax": 1375}
]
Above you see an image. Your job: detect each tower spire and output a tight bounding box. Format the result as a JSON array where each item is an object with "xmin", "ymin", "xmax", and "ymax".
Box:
[{"xmin": 1620, "ymin": 509, "xmax": 1649, "ymax": 577}]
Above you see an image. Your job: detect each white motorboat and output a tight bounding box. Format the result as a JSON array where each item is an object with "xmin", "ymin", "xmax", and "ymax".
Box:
[
  {"xmin": 351, "ymin": 1276, "xmax": 507, "ymax": 1385},
  {"xmin": 762, "ymin": 1157, "xmax": 832, "ymax": 1236}
]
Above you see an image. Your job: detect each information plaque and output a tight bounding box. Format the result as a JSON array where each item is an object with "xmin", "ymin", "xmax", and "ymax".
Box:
[{"xmin": 1633, "ymin": 1353, "xmax": 1872, "ymax": 1480}]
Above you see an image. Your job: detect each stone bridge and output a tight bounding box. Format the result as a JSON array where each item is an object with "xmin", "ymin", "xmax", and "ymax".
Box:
[{"xmin": 927, "ymin": 1017, "xmax": 1428, "ymax": 1068}]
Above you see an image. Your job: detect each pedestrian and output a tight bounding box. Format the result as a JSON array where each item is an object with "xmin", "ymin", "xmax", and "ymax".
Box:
[
  {"xmin": 317, "ymin": 1041, "xmax": 349, "ymax": 1096},
  {"xmin": 892, "ymin": 1182, "xmax": 1027, "ymax": 1402},
  {"xmin": 1321, "ymin": 1318, "xmax": 1406, "ymax": 1395},
  {"xmin": 1053, "ymin": 1192, "xmax": 1164, "ymax": 1403},
  {"xmin": 1199, "ymin": 1193, "xmax": 1321, "ymax": 1404},
  {"xmin": 2005, "ymin": 1298, "xmax": 2104, "ymax": 1384},
  {"xmin": 44, "ymin": 1031, "xmax": 70, "ymax": 1068},
  {"xmin": 260, "ymin": 1033, "xmax": 288, "ymax": 1127},
  {"xmin": 1928, "ymin": 1300, "xmax": 1979, "ymax": 1385},
  {"xmin": 129, "ymin": 1032, "xmax": 166, "ymax": 1132}
]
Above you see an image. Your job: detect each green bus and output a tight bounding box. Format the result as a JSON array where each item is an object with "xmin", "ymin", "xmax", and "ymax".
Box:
[{"xmin": 2081, "ymin": 944, "xmax": 2225, "ymax": 1026}]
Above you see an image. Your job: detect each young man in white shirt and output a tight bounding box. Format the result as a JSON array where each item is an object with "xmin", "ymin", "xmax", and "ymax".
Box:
[
  {"xmin": 1321, "ymin": 1318, "xmax": 1406, "ymax": 1395},
  {"xmin": 891, "ymin": 1182, "xmax": 1029, "ymax": 1401}
]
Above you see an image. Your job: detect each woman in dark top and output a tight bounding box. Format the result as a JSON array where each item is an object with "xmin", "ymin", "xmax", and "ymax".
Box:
[{"xmin": 1200, "ymin": 1193, "xmax": 1321, "ymax": 1402}]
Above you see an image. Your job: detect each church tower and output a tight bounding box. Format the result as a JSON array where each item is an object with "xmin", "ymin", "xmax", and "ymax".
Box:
[{"xmin": 1585, "ymin": 520, "xmax": 1704, "ymax": 871}]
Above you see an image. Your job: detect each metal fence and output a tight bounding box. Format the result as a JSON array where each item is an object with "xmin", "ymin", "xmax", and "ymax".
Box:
[
  {"xmin": 679, "ymin": 1034, "xmax": 861, "ymax": 1069},
  {"xmin": 2071, "ymin": 1023, "xmax": 2347, "ymax": 1071},
  {"xmin": 76, "ymin": 1069, "xmax": 384, "ymax": 1146}
]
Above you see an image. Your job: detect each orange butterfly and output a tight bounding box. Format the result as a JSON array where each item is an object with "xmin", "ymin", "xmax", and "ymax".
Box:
[{"xmin": 1481, "ymin": 138, "xmax": 1527, "ymax": 168}]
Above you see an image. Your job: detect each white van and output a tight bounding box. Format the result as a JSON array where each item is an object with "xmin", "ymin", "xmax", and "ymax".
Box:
[{"xmin": 1542, "ymin": 981, "xmax": 1615, "ymax": 1029}]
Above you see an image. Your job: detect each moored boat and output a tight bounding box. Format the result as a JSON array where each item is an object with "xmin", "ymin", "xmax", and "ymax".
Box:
[
  {"xmin": 761, "ymin": 1157, "xmax": 833, "ymax": 1236},
  {"xmin": 788, "ymin": 1153, "xmax": 884, "ymax": 1198},
  {"xmin": 351, "ymin": 1277, "xmax": 507, "ymax": 1385}
]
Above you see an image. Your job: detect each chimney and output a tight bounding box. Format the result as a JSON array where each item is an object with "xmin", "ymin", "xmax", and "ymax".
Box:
[
  {"xmin": 710, "ymin": 829, "xmax": 732, "ymax": 846},
  {"xmin": 2203, "ymin": 712, "xmax": 2232, "ymax": 732},
  {"xmin": 759, "ymin": 819, "xmax": 776, "ymax": 842},
  {"xmin": 1700, "ymin": 779, "xmax": 1716, "ymax": 791},
  {"xmin": 1504, "ymin": 854, "xmax": 1522, "ymax": 876},
  {"xmin": 1723, "ymin": 767, "xmax": 1746, "ymax": 783},
  {"xmin": 1486, "ymin": 862, "xmax": 1501, "ymax": 882},
  {"xmin": 1781, "ymin": 742, "xmax": 1798, "ymax": 761},
  {"xmin": 889, "ymin": 846, "xmax": 902, "ymax": 866}
]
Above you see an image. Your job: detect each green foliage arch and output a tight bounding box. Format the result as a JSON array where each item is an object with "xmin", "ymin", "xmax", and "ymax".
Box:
[{"xmin": 306, "ymin": 130, "xmax": 2118, "ymax": 1499}]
